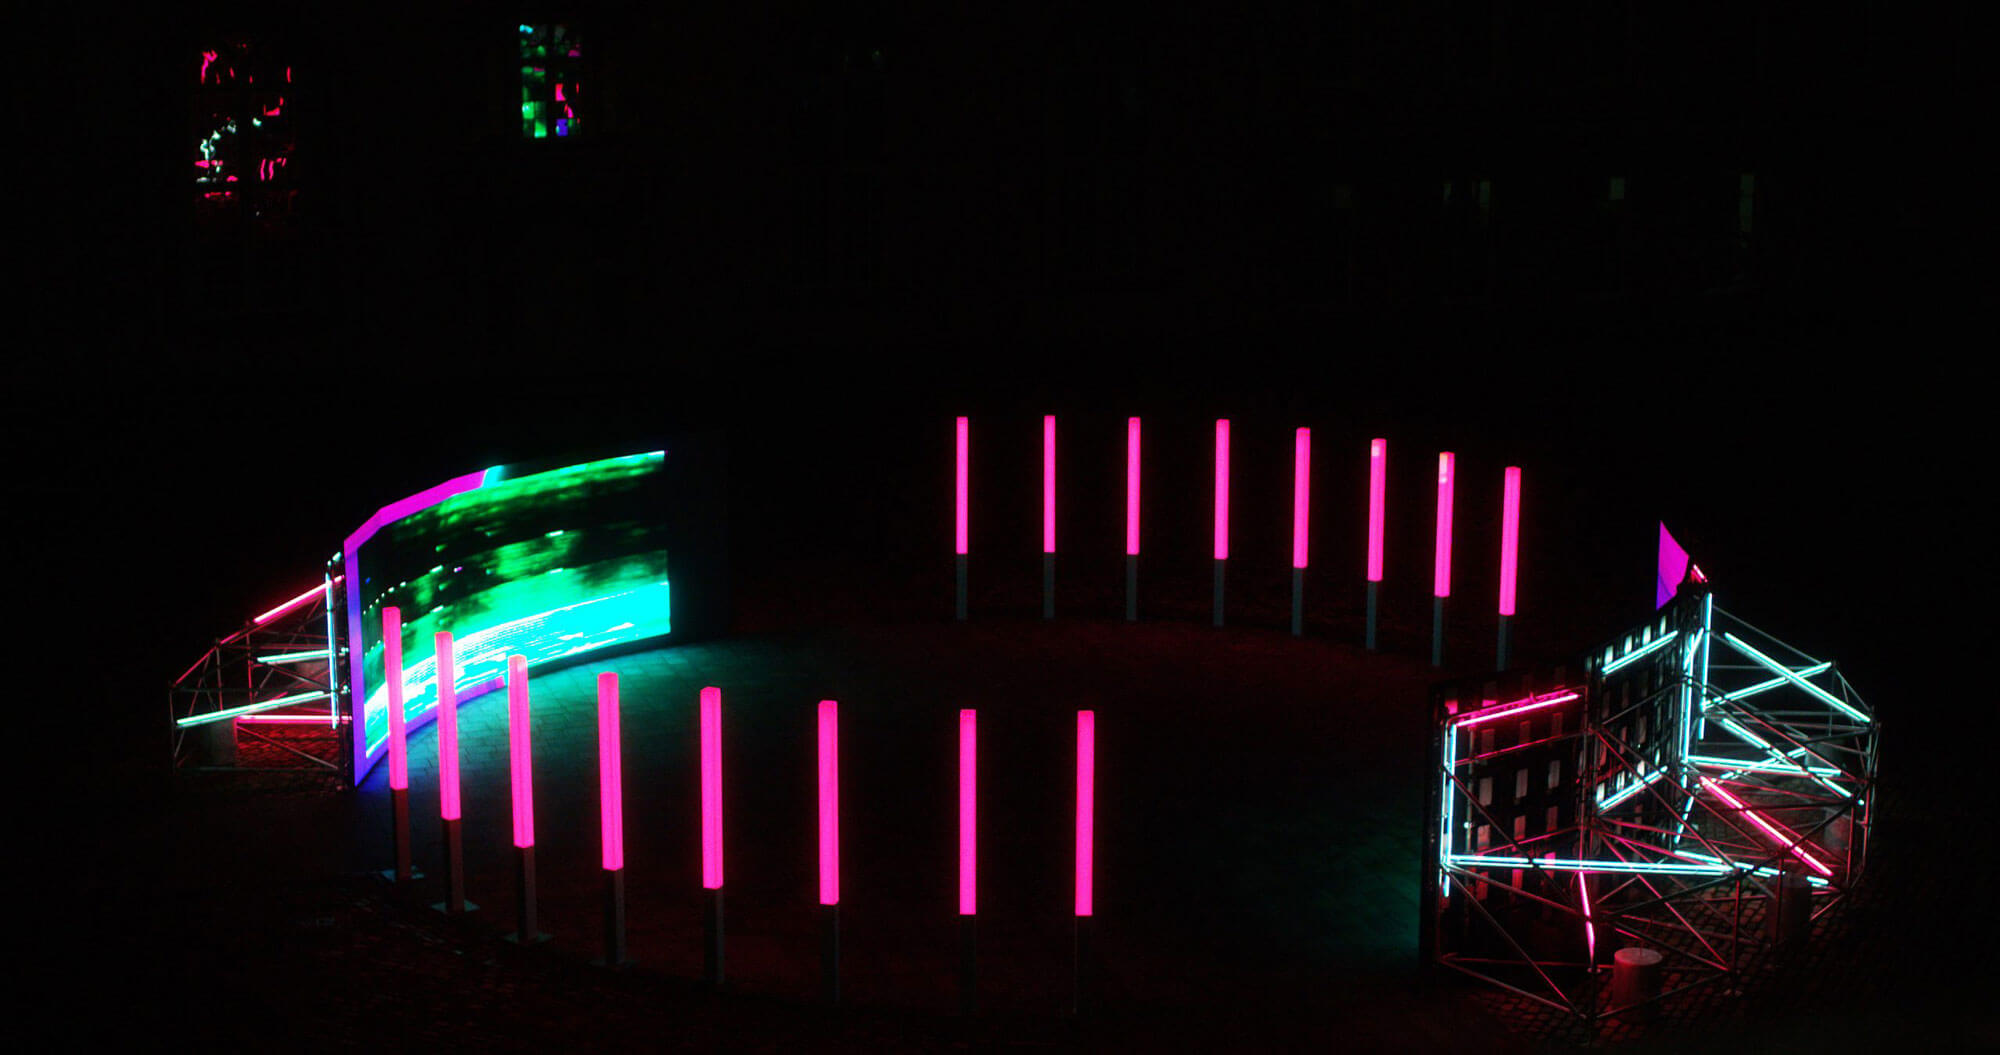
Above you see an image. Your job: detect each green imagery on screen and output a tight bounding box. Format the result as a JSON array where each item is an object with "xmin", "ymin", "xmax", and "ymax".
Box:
[{"xmin": 357, "ymin": 452, "xmax": 668, "ymax": 765}]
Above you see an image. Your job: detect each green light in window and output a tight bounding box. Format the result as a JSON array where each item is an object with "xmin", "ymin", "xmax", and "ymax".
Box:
[{"xmin": 534, "ymin": 120, "xmax": 548, "ymax": 138}]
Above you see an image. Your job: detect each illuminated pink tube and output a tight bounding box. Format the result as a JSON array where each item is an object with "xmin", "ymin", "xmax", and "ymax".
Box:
[
  {"xmin": 1367, "ymin": 439, "xmax": 1387, "ymax": 582},
  {"xmin": 1579, "ymin": 874, "xmax": 1596, "ymax": 963},
  {"xmin": 1213, "ymin": 420, "xmax": 1231, "ymax": 560},
  {"xmin": 1434, "ymin": 452, "xmax": 1455, "ymax": 598},
  {"xmin": 254, "ymin": 577, "xmax": 340, "ymax": 625},
  {"xmin": 1499, "ymin": 466, "xmax": 1521, "ymax": 616},
  {"xmin": 955, "ymin": 417, "xmax": 970, "ymax": 555},
  {"xmin": 435, "ymin": 632, "xmax": 461, "ymax": 821},
  {"xmin": 818, "ymin": 700, "xmax": 840, "ymax": 906},
  {"xmin": 701, "ymin": 686, "xmax": 724, "ymax": 889},
  {"xmin": 508, "ymin": 656, "xmax": 535, "ymax": 848},
  {"xmin": 959, "ymin": 709, "xmax": 977, "ymax": 916},
  {"xmin": 1292, "ymin": 428, "xmax": 1311, "ymax": 569},
  {"xmin": 1452, "ymin": 690, "xmax": 1581, "ymax": 729},
  {"xmin": 1700, "ymin": 777, "xmax": 1833, "ymax": 877},
  {"xmin": 383, "ymin": 607, "xmax": 408, "ymax": 791},
  {"xmin": 1075, "ymin": 710, "xmax": 1096, "ymax": 917},
  {"xmin": 598, "ymin": 673, "xmax": 624, "ymax": 871},
  {"xmin": 1043, "ymin": 415, "xmax": 1057, "ymax": 554},
  {"xmin": 1125, "ymin": 417, "xmax": 1141, "ymax": 555}
]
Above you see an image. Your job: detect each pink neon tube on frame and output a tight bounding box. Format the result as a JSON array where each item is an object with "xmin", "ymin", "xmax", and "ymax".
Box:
[
  {"xmin": 1434, "ymin": 452, "xmax": 1455, "ymax": 598},
  {"xmin": 960, "ymin": 709, "xmax": 977, "ymax": 916},
  {"xmin": 1452, "ymin": 690, "xmax": 1581, "ymax": 729},
  {"xmin": 818, "ymin": 700, "xmax": 840, "ymax": 906},
  {"xmin": 1125, "ymin": 418, "xmax": 1141, "ymax": 555},
  {"xmin": 507, "ymin": 656, "xmax": 535, "ymax": 848},
  {"xmin": 1700, "ymin": 777, "xmax": 1833, "ymax": 877},
  {"xmin": 1499, "ymin": 466, "xmax": 1521, "ymax": 616},
  {"xmin": 1043, "ymin": 415, "xmax": 1057, "ymax": 553},
  {"xmin": 383, "ymin": 608, "xmax": 408, "ymax": 791},
  {"xmin": 598, "ymin": 673, "xmax": 624, "ymax": 872},
  {"xmin": 1367, "ymin": 439, "xmax": 1387, "ymax": 582},
  {"xmin": 701, "ymin": 686, "xmax": 724, "ymax": 889},
  {"xmin": 1292, "ymin": 428, "xmax": 1311, "ymax": 569},
  {"xmin": 1578, "ymin": 874, "xmax": 1596, "ymax": 963},
  {"xmin": 435, "ymin": 632, "xmax": 461, "ymax": 821},
  {"xmin": 254, "ymin": 576, "xmax": 341, "ymax": 624},
  {"xmin": 955, "ymin": 417, "xmax": 969, "ymax": 555},
  {"xmin": 1075, "ymin": 710, "xmax": 1096, "ymax": 917},
  {"xmin": 1213, "ymin": 420, "xmax": 1231, "ymax": 560}
]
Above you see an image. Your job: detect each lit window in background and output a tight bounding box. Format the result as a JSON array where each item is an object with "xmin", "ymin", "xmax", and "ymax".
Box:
[
  {"xmin": 520, "ymin": 24, "xmax": 583, "ymax": 138},
  {"xmin": 193, "ymin": 40, "xmax": 298, "ymax": 227}
]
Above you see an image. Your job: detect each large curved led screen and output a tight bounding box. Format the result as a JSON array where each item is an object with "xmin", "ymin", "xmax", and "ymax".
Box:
[{"xmin": 345, "ymin": 450, "xmax": 670, "ymax": 783}]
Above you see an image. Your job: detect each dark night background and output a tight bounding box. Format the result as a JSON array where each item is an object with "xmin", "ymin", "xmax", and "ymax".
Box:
[{"xmin": 19, "ymin": 0, "xmax": 1984, "ymax": 1047}]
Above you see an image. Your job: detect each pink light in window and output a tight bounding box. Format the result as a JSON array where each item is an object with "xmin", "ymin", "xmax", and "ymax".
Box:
[
  {"xmin": 1125, "ymin": 417, "xmax": 1141, "ymax": 555},
  {"xmin": 285, "ymin": 66, "xmax": 291, "ymax": 83},
  {"xmin": 253, "ymin": 577, "xmax": 340, "ymax": 624},
  {"xmin": 383, "ymin": 607, "xmax": 408, "ymax": 791},
  {"xmin": 1699, "ymin": 777, "xmax": 1833, "ymax": 877},
  {"xmin": 555, "ymin": 83, "xmax": 566, "ymax": 102},
  {"xmin": 1499, "ymin": 467, "xmax": 1521, "ymax": 616},
  {"xmin": 1213, "ymin": 419, "xmax": 1231, "ymax": 560},
  {"xmin": 955, "ymin": 417, "xmax": 969, "ymax": 555},
  {"xmin": 818, "ymin": 700, "xmax": 840, "ymax": 905},
  {"xmin": 1367, "ymin": 439, "xmax": 1387, "ymax": 582},
  {"xmin": 1434, "ymin": 452, "xmax": 1455, "ymax": 597},
  {"xmin": 1451, "ymin": 689, "xmax": 1581, "ymax": 729},
  {"xmin": 701, "ymin": 686, "xmax": 724, "ymax": 889},
  {"xmin": 436, "ymin": 632, "xmax": 461, "ymax": 821},
  {"xmin": 508, "ymin": 656, "xmax": 535, "ymax": 848},
  {"xmin": 960, "ymin": 709, "xmax": 977, "ymax": 915},
  {"xmin": 1075, "ymin": 710, "xmax": 1096, "ymax": 916},
  {"xmin": 598, "ymin": 673, "xmax": 624, "ymax": 871},
  {"xmin": 1043, "ymin": 415, "xmax": 1057, "ymax": 553},
  {"xmin": 263, "ymin": 98, "xmax": 283, "ymax": 117},
  {"xmin": 200, "ymin": 50, "xmax": 217, "ymax": 83},
  {"xmin": 1292, "ymin": 427, "xmax": 1311, "ymax": 569}
]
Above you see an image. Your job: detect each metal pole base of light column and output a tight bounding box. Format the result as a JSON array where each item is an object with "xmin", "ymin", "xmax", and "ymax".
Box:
[
  {"xmin": 821, "ymin": 903, "xmax": 841, "ymax": 1004},
  {"xmin": 1043, "ymin": 554, "xmax": 1055, "ymax": 620},
  {"xmin": 380, "ymin": 787, "xmax": 425, "ymax": 884},
  {"xmin": 704, "ymin": 887, "xmax": 725, "ymax": 987},
  {"xmin": 959, "ymin": 914, "xmax": 977, "ymax": 1015},
  {"xmin": 1432, "ymin": 596, "xmax": 1446, "ymax": 668},
  {"xmin": 955, "ymin": 555, "xmax": 968, "ymax": 621},
  {"xmin": 505, "ymin": 845, "xmax": 550, "ymax": 944},
  {"xmin": 1366, "ymin": 581, "xmax": 1379, "ymax": 652},
  {"xmin": 592, "ymin": 868, "xmax": 631, "ymax": 968},
  {"xmin": 432, "ymin": 817, "xmax": 478, "ymax": 915},
  {"xmin": 1291, "ymin": 568, "xmax": 1304, "ymax": 636},
  {"xmin": 1124, "ymin": 555, "xmax": 1137, "ymax": 622},
  {"xmin": 1073, "ymin": 915, "xmax": 1095, "ymax": 1017},
  {"xmin": 1497, "ymin": 615, "xmax": 1512, "ymax": 672},
  {"xmin": 1212, "ymin": 558, "xmax": 1225, "ymax": 628}
]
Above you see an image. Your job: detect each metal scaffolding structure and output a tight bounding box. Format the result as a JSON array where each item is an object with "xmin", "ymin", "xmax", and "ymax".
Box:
[
  {"xmin": 1419, "ymin": 584, "xmax": 1877, "ymax": 1023},
  {"xmin": 169, "ymin": 568, "xmax": 347, "ymax": 777}
]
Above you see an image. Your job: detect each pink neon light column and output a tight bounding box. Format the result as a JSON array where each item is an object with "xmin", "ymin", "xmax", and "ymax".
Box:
[
  {"xmin": 598, "ymin": 673, "xmax": 624, "ymax": 871},
  {"xmin": 955, "ymin": 417, "xmax": 969, "ymax": 556},
  {"xmin": 1213, "ymin": 420, "xmax": 1231, "ymax": 560},
  {"xmin": 1367, "ymin": 439, "xmax": 1388, "ymax": 582},
  {"xmin": 701, "ymin": 687, "xmax": 724, "ymax": 889},
  {"xmin": 1075, "ymin": 710, "xmax": 1095, "ymax": 917},
  {"xmin": 1434, "ymin": 453, "xmax": 1455, "ymax": 597},
  {"xmin": 1292, "ymin": 428, "xmax": 1312, "ymax": 568},
  {"xmin": 818, "ymin": 701, "xmax": 840, "ymax": 906},
  {"xmin": 1499, "ymin": 466, "xmax": 1521, "ymax": 616},
  {"xmin": 436, "ymin": 632, "xmax": 461, "ymax": 820},
  {"xmin": 1043, "ymin": 415, "xmax": 1057, "ymax": 554},
  {"xmin": 383, "ymin": 607, "xmax": 408, "ymax": 791},
  {"xmin": 960, "ymin": 709, "xmax": 977, "ymax": 916},
  {"xmin": 508, "ymin": 656, "xmax": 535, "ymax": 848},
  {"xmin": 1125, "ymin": 418, "xmax": 1141, "ymax": 556}
]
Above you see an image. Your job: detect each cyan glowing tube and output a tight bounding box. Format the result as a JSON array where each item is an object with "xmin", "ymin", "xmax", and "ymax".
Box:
[
  {"xmin": 1075, "ymin": 710, "xmax": 1095, "ymax": 917},
  {"xmin": 1597, "ymin": 769, "xmax": 1664, "ymax": 811},
  {"xmin": 1043, "ymin": 415, "xmax": 1057, "ymax": 554},
  {"xmin": 257, "ymin": 649, "xmax": 330, "ymax": 664},
  {"xmin": 955, "ymin": 417, "xmax": 969, "ymax": 555},
  {"xmin": 960, "ymin": 709, "xmax": 977, "ymax": 916},
  {"xmin": 819, "ymin": 700, "xmax": 840, "ymax": 906},
  {"xmin": 1719, "ymin": 633, "xmax": 1870, "ymax": 723},
  {"xmin": 1433, "ymin": 453, "xmax": 1455, "ymax": 597},
  {"xmin": 1366, "ymin": 439, "xmax": 1387, "ymax": 582},
  {"xmin": 1292, "ymin": 428, "xmax": 1311, "ymax": 569},
  {"xmin": 436, "ymin": 632, "xmax": 461, "ymax": 821},
  {"xmin": 1498, "ymin": 467, "xmax": 1521, "ymax": 616},
  {"xmin": 508, "ymin": 655, "xmax": 535, "ymax": 848},
  {"xmin": 598, "ymin": 672, "xmax": 624, "ymax": 871},
  {"xmin": 1602, "ymin": 630, "xmax": 1680, "ymax": 674},
  {"xmin": 1213, "ymin": 420, "xmax": 1231, "ymax": 560},
  {"xmin": 384, "ymin": 607, "xmax": 408, "ymax": 791},
  {"xmin": 701, "ymin": 686, "xmax": 723, "ymax": 890},
  {"xmin": 1125, "ymin": 418, "xmax": 1141, "ymax": 556}
]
